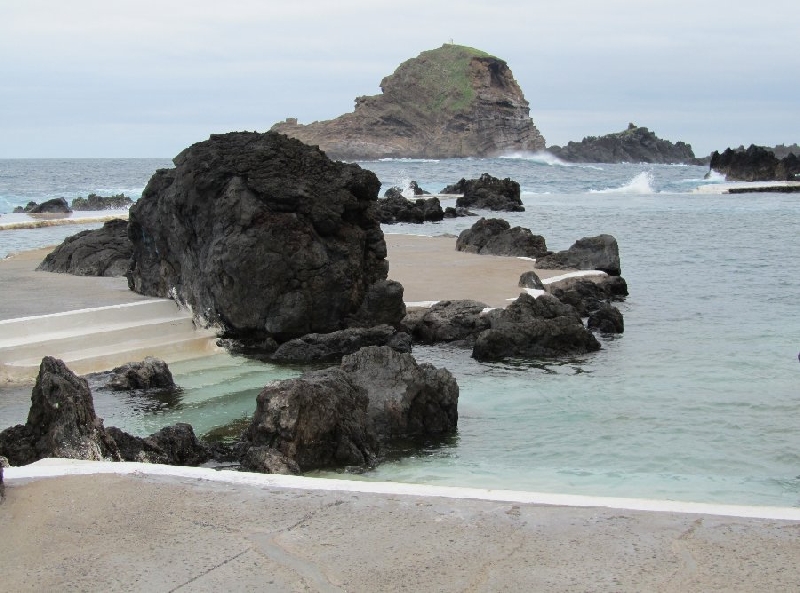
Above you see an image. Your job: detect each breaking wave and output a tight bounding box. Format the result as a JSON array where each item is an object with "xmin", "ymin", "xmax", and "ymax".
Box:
[{"xmin": 590, "ymin": 171, "xmax": 656, "ymax": 194}]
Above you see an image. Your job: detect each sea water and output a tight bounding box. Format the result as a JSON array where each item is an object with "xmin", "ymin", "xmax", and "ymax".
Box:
[{"xmin": 1, "ymin": 156, "xmax": 798, "ymax": 508}]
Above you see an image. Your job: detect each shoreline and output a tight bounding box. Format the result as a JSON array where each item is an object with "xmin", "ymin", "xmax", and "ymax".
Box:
[{"xmin": 2, "ymin": 460, "xmax": 798, "ymax": 590}]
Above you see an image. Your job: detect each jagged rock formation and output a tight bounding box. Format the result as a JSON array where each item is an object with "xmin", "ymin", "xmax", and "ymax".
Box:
[
  {"xmin": 71, "ymin": 193, "xmax": 133, "ymax": 211},
  {"xmin": 547, "ymin": 124, "xmax": 696, "ymax": 164},
  {"xmin": 442, "ymin": 173, "xmax": 525, "ymax": 212},
  {"xmin": 271, "ymin": 44, "xmax": 545, "ymax": 160},
  {"xmin": 37, "ymin": 219, "xmax": 131, "ymax": 277},
  {"xmin": 0, "ymin": 357, "xmax": 120, "ymax": 466},
  {"xmin": 709, "ymin": 145, "xmax": 800, "ymax": 181},
  {"xmin": 375, "ymin": 195, "xmax": 444, "ymax": 224},
  {"xmin": 127, "ymin": 131, "xmax": 404, "ymax": 345}
]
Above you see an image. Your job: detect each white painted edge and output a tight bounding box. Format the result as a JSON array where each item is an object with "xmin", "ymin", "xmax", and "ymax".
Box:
[
  {"xmin": 5, "ymin": 460, "xmax": 800, "ymax": 521},
  {"xmin": 0, "ymin": 299, "xmax": 176, "ymax": 325}
]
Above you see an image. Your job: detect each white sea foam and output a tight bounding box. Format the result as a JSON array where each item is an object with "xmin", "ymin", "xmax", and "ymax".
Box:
[{"xmin": 590, "ymin": 171, "xmax": 656, "ymax": 194}]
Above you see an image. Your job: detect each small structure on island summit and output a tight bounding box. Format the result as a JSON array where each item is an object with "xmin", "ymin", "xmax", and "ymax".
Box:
[{"xmin": 271, "ymin": 44, "xmax": 545, "ymax": 160}]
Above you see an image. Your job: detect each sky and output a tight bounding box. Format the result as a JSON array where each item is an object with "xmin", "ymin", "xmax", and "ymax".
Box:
[{"xmin": 1, "ymin": 0, "xmax": 798, "ymax": 158}]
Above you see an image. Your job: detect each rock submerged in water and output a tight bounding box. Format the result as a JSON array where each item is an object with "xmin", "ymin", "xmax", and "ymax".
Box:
[
  {"xmin": 0, "ymin": 357, "xmax": 206, "ymax": 468},
  {"xmin": 37, "ymin": 218, "xmax": 131, "ymax": 277},
  {"xmin": 243, "ymin": 346, "xmax": 458, "ymax": 473},
  {"xmin": 127, "ymin": 131, "xmax": 404, "ymax": 346},
  {"xmin": 106, "ymin": 357, "xmax": 177, "ymax": 391},
  {"xmin": 709, "ymin": 144, "xmax": 800, "ymax": 181},
  {"xmin": 473, "ymin": 293, "xmax": 601, "ymax": 361},
  {"xmin": 443, "ymin": 173, "xmax": 525, "ymax": 212},
  {"xmin": 0, "ymin": 357, "xmax": 120, "ymax": 465}
]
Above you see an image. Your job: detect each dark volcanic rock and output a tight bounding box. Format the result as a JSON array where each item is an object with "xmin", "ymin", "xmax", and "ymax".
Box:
[
  {"xmin": 270, "ymin": 44, "xmax": 545, "ymax": 160},
  {"xmin": 0, "ymin": 357, "xmax": 120, "ymax": 466},
  {"xmin": 384, "ymin": 181, "xmax": 429, "ymax": 198},
  {"xmin": 271, "ymin": 325, "xmax": 412, "ymax": 364},
  {"xmin": 535, "ymin": 235, "xmax": 621, "ymax": 276},
  {"xmin": 518, "ymin": 270, "xmax": 545, "ymax": 290},
  {"xmin": 240, "ymin": 446, "xmax": 301, "ymax": 475},
  {"xmin": 36, "ymin": 218, "xmax": 131, "ymax": 277},
  {"xmin": 444, "ymin": 174, "xmax": 524, "ymax": 212},
  {"xmin": 106, "ymin": 423, "xmax": 210, "ymax": 465},
  {"xmin": 547, "ymin": 277, "xmax": 628, "ymax": 316},
  {"xmin": 28, "ymin": 197, "xmax": 72, "ymax": 214},
  {"xmin": 13, "ymin": 201, "xmax": 38, "ymax": 213},
  {"xmin": 374, "ymin": 195, "xmax": 444, "ymax": 224},
  {"xmin": 402, "ymin": 300, "xmax": 490, "ymax": 345},
  {"xmin": 341, "ymin": 346, "xmax": 459, "ymax": 441},
  {"xmin": 346, "ymin": 279, "xmax": 407, "ymax": 329},
  {"xmin": 472, "ymin": 293, "xmax": 601, "ymax": 361},
  {"xmin": 709, "ymin": 145, "xmax": 800, "ymax": 181},
  {"xmin": 106, "ymin": 357, "xmax": 177, "ymax": 391},
  {"xmin": 546, "ymin": 123, "xmax": 697, "ymax": 164},
  {"xmin": 456, "ymin": 217, "xmax": 548, "ymax": 257},
  {"xmin": 587, "ymin": 303, "xmax": 625, "ymax": 334},
  {"xmin": 0, "ymin": 456, "xmax": 6, "ymax": 501},
  {"xmin": 127, "ymin": 131, "xmax": 402, "ymax": 345},
  {"xmin": 244, "ymin": 346, "xmax": 459, "ymax": 472},
  {"xmin": 71, "ymin": 193, "xmax": 133, "ymax": 211},
  {"xmin": 246, "ymin": 368, "xmax": 378, "ymax": 471}
]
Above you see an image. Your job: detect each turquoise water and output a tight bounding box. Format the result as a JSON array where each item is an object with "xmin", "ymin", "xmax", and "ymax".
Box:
[{"xmin": 1, "ymin": 157, "xmax": 798, "ymax": 507}]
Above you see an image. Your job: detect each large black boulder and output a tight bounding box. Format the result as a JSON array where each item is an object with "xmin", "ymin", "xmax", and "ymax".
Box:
[
  {"xmin": 341, "ymin": 346, "xmax": 459, "ymax": 441},
  {"xmin": 535, "ymin": 235, "xmax": 621, "ymax": 276},
  {"xmin": 547, "ymin": 276, "xmax": 628, "ymax": 316},
  {"xmin": 443, "ymin": 173, "xmax": 525, "ymax": 212},
  {"xmin": 37, "ymin": 218, "xmax": 131, "ymax": 277},
  {"xmin": 245, "ymin": 368, "xmax": 378, "ymax": 471},
  {"xmin": 127, "ymin": 131, "xmax": 402, "ymax": 344},
  {"xmin": 472, "ymin": 293, "xmax": 601, "ymax": 361},
  {"xmin": 106, "ymin": 424, "xmax": 210, "ymax": 465},
  {"xmin": 455, "ymin": 217, "xmax": 549, "ymax": 257},
  {"xmin": 243, "ymin": 346, "xmax": 459, "ymax": 472}
]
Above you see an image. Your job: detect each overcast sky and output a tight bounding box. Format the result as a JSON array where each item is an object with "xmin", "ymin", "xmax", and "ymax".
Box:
[{"xmin": 2, "ymin": 0, "xmax": 798, "ymax": 158}]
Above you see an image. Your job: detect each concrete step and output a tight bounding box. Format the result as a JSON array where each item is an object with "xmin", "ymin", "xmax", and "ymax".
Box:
[{"xmin": 0, "ymin": 299, "xmax": 221, "ymax": 383}]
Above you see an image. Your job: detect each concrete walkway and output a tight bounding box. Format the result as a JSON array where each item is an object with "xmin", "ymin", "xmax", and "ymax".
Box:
[{"xmin": 2, "ymin": 461, "xmax": 799, "ymax": 592}]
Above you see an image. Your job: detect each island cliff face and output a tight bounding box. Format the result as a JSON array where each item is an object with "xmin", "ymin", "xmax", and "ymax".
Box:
[{"xmin": 271, "ymin": 44, "xmax": 545, "ymax": 160}]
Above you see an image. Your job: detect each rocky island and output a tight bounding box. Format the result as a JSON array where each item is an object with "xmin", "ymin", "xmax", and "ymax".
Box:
[
  {"xmin": 270, "ymin": 44, "xmax": 545, "ymax": 160},
  {"xmin": 546, "ymin": 123, "xmax": 700, "ymax": 164}
]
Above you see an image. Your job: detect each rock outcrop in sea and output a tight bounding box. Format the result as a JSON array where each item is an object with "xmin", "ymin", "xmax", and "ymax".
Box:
[
  {"xmin": 442, "ymin": 173, "xmax": 525, "ymax": 212},
  {"xmin": 271, "ymin": 44, "xmax": 545, "ymax": 160},
  {"xmin": 546, "ymin": 124, "xmax": 697, "ymax": 164},
  {"xmin": 709, "ymin": 144, "xmax": 800, "ymax": 181},
  {"xmin": 127, "ymin": 131, "xmax": 405, "ymax": 347}
]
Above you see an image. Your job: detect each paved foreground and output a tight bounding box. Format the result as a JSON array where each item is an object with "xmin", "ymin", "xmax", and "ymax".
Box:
[{"xmin": 1, "ymin": 463, "xmax": 798, "ymax": 592}]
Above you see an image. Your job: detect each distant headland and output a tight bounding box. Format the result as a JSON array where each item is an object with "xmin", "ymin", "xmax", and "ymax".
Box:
[{"xmin": 271, "ymin": 44, "xmax": 545, "ymax": 160}]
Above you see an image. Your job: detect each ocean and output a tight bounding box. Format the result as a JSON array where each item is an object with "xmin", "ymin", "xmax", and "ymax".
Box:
[{"xmin": 1, "ymin": 156, "xmax": 798, "ymax": 508}]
